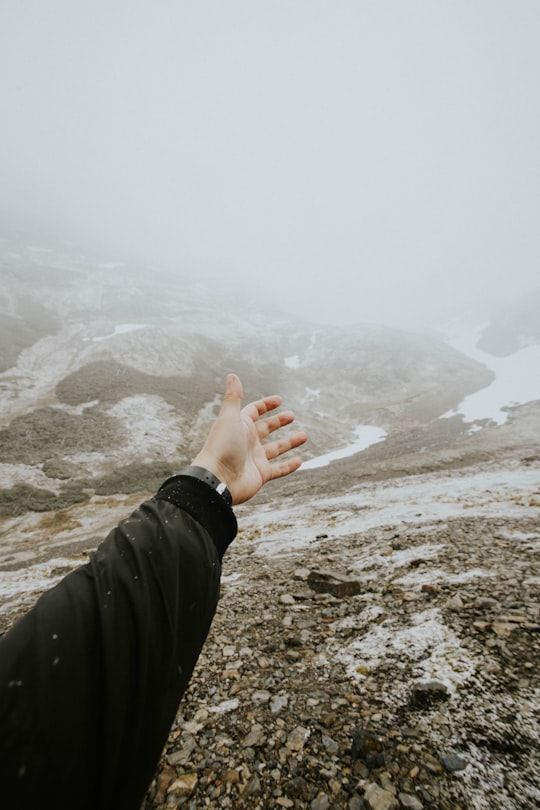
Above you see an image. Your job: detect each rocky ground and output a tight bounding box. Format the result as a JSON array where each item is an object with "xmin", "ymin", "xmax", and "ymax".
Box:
[
  {"xmin": 140, "ymin": 459, "xmax": 540, "ymax": 810},
  {"xmin": 0, "ymin": 447, "xmax": 538, "ymax": 810}
]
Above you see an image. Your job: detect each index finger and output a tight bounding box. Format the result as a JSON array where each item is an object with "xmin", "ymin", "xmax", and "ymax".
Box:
[{"xmin": 243, "ymin": 395, "xmax": 283, "ymax": 422}]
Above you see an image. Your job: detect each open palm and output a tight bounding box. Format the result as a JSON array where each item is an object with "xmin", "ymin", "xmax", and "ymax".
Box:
[{"xmin": 193, "ymin": 374, "xmax": 308, "ymax": 505}]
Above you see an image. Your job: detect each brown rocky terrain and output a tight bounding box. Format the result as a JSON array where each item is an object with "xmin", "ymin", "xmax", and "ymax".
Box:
[
  {"xmin": 1, "ymin": 442, "xmax": 538, "ymax": 810},
  {"xmin": 138, "ymin": 446, "xmax": 539, "ymax": 810},
  {"xmin": 1, "ymin": 237, "xmax": 539, "ymax": 808}
]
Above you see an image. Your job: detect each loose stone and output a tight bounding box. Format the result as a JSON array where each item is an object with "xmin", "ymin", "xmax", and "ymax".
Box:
[
  {"xmin": 409, "ymin": 681, "xmax": 449, "ymax": 708},
  {"xmin": 398, "ymin": 792, "xmax": 424, "ymax": 809},
  {"xmin": 311, "ymin": 795, "xmax": 330, "ymax": 810},
  {"xmin": 167, "ymin": 773, "xmax": 198, "ymax": 796},
  {"xmin": 364, "ymin": 782, "xmax": 399, "ymax": 810},
  {"xmin": 441, "ymin": 753, "xmax": 467, "ymax": 772},
  {"xmin": 286, "ymin": 725, "xmax": 310, "ymax": 751}
]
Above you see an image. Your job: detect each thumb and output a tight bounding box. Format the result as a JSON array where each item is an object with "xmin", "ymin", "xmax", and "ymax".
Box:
[{"xmin": 219, "ymin": 373, "xmax": 243, "ymax": 416}]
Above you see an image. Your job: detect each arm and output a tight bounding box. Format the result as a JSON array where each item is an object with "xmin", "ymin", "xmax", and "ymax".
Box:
[{"xmin": 0, "ymin": 374, "xmax": 307, "ymax": 810}]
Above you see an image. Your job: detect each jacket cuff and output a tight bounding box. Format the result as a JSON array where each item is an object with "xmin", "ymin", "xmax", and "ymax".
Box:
[{"xmin": 155, "ymin": 474, "xmax": 237, "ymax": 559}]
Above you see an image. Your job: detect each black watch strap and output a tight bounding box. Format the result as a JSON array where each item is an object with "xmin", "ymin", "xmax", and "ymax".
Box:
[{"xmin": 179, "ymin": 466, "xmax": 233, "ymax": 507}]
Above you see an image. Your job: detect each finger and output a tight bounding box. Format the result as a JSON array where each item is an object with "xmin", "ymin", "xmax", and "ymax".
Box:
[
  {"xmin": 219, "ymin": 373, "xmax": 243, "ymax": 415},
  {"xmin": 255, "ymin": 410, "xmax": 296, "ymax": 440},
  {"xmin": 243, "ymin": 394, "xmax": 282, "ymax": 422},
  {"xmin": 267, "ymin": 455, "xmax": 304, "ymax": 480},
  {"xmin": 264, "ymin": 430, "xmax": 308, "ymax": 461}
]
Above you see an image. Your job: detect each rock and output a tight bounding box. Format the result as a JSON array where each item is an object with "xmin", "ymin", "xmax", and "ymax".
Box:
[
  {"xmin": 280, "ymin": 593, "xmax": 296, "ymax": 605},
  {"xmin": 311, "ymin": 795, "xmax": 330, "ymax": 810},
  {"xmin": 222, "ymin": 769, "xmax": 241, "ymax": 784},
  {"xmin": 167, "ymin": 773, "xmax": 198, "ymax": 796},
  {"xmin": 243, "ymin": 774, "xmax": 262, "ymax": 796},
  {"xmin": 167, "ymin": 735, "xmax": 196, "ymax": 765},
  {"xmin": 270, "ymin": 694, "xmax": 289, "ymax": 713},
  {"xmin": 322, "ymin": 734, "xmax": 339, "ymax": 755},
  {"xmin": 351, "ymin": 726, "xmax": 384, "ymax": 767},
  {"xmin": 251, "ymin": 689, "xmax": 271, "ymax": 703},
  {"xmin": 307, "ymin": 570, "xmax": 362, "ymax": 597},
  {"xmin": 364, "ymin": 781, "xmax": 399, "ymax": 810},
  {"xmin": 421, "ymin": 583, "xmax": 441, "ymax": 594},
  {"xmin": 409, "ymin": 681, "xmax": 449, "ymax": 708},
  {"xmin": 447, "ymin": 594, "xmax": 464, "ymax": 610},
  {"xmin": 241, "ymin": 723, "xmax": 265, "ymax": 748},
  {"xmin": 423, "ymin": 753, "xmax": 443, "ymax": 774},
  {"xmin": 284, "ymin": 775, "xmax": 309, "ymax": 798},
  {"xmin": 492, "ymin": 621, "xmax": 515, "ymax": 636},
  {"xmin": 441, "ymin": 753, "xmax": 466, "ymax": 772},
  {"xmin": 379, "ymin": 771, "xmax": 397, "ymax": 794},
  {"xmin": 476, "ymin": 596, "xmax": 500, "ymax": 610},
  {"xmin": 398, "ymin": 792, "xmax": 424, "ymax": 809},
  {"xmin": 286, "ymin": 725, "xmax": 310, "ymax": 751}
]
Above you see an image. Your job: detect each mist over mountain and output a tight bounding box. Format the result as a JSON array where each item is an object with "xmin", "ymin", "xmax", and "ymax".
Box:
[
  {"xmin": 476, "ymin": 287, "xmax": 540, "ymax": 356},
  {"xmin": 0, "ymin": 232, "xmax": 505, "ymax": 509}
]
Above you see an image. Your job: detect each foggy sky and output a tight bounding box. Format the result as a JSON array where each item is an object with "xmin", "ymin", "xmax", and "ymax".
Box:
[{"xmin": 1, "ymin": 1, "xmax": 539, "ymax": 328}]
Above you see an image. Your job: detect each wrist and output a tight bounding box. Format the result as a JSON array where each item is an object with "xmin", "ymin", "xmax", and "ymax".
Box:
[
  {"xmin": 180, "ymin": 464, "xmax": 233, "ymax": 507},
  {"xmin": 191, "ymin": 452, "xmax": 232, "ymax": 490}
]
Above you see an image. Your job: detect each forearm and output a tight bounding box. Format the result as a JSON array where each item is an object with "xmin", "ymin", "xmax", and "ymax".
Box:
[{"xmin": 0, "ymin": 481, "xmax": 236, "ymax": 809}]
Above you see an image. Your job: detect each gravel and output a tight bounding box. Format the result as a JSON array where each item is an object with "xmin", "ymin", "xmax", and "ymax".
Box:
[{"xmin": 143, "ymin": 506, "xmax": 540, "ymax": 810}]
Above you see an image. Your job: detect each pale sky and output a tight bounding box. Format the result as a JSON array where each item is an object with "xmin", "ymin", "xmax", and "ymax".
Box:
[{"xmin": 1, "ymin": 1, "xmax": 539, "ymax": 327}]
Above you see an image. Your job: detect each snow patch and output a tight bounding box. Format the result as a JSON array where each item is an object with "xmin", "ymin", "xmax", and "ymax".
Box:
[
  {"xmin": 301, "ymin": 425, "xmax": 387, "ymax": 470},
  {"xmin": 394, "ymin": 566, "xmax": 488, "ymax": 588},
  {"xmin": 299, "ymin": 387, "xmax": 320, "ymax": 404},
  {"xmin": 442, "ymin": 327, "xmax": 540, "ymax": 426},
  {"xmin": 106, "ymin": 395, "xmax": 185, "ymax": 460},
  {"xmin": 90, "ymin": 323, "xmax": 150, "ymax": 342},
  {"xmin": 0, "ymin": 558, "xmax": 79, "ymax": 611},
  {"xmin": 243, "ymin": 463, "xmax": 540, "ymax": 557},
  {"xmin": 334, "ymin": 608, "xmax": 478, "ymax": 691}
]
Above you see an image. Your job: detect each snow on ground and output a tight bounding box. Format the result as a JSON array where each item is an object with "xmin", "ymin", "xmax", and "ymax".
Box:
[
  {"xmin": 0, "ymin": 492, "xmax": 146, "ymax": 611},
  {"xmin": 332, "ymin": 608, "xmax": 479, "ymax": 692},
  {"xmin": 105, "ymin": 395, "xmax": 186, "ymax": 461},
  {"xmin": 441, "ymin": 326, "xmax": 540, "ymax": 426},
  {"xmin": 240, "ymin": 462, "xmax": 540, "ymax": 557},
  {"xmin": 283, "ymin": 330, "xmax": 321, "ymax": 370},
  {"xmin": 299, "ymin": 387, "xmax": 320, "ymax": 404},
  {"xmin": 89, "ymin": 323, "xmax": 150, "ymax": 342},
  {"xmin": 235, "ymin": 458, "xmax": 539, "ymax": 695},
  {"xmin": 0, "ymin": 558, "xmax": 78, "ymax": 614},
  {"xmin": 0, "ymin": 463, "xmax": 63, "ymax": 492},
  {"xmin": 301, "ymin": 425, "xmax": 388, "ymax": 469},
  {"xmin": 284, "ymin": 355, "xmax": 300, "ymax": 369}
]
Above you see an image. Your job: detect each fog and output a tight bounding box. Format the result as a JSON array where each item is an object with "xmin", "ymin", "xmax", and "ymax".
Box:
[{"xmin": 1, "ymin": 1, "xmax": 539, "ymax": 328}]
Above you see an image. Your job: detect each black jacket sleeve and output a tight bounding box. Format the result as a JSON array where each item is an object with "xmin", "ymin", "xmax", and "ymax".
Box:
[{"xmin": 0, "ymin": 476, "xmax": 237, "ymax": 810}]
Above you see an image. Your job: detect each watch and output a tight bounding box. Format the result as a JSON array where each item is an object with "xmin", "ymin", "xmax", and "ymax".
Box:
[{"xmin": 179, "ymin": 466, "xmax": 233, "ymax": 507}]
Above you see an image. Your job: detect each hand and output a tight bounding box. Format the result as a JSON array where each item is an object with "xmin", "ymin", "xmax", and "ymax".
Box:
[{"xmin": 192, "ymin": 373, "xmax": 308, "ymax": 505}]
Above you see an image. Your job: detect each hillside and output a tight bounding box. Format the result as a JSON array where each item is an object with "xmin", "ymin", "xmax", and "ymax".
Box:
[
  {"xmin": 0, "ymin": 235, "xmax": 493, "ymax": 516},
  {"xmin": 0, "ymin": 234, "xmax": 539, "ymax": 809}
]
